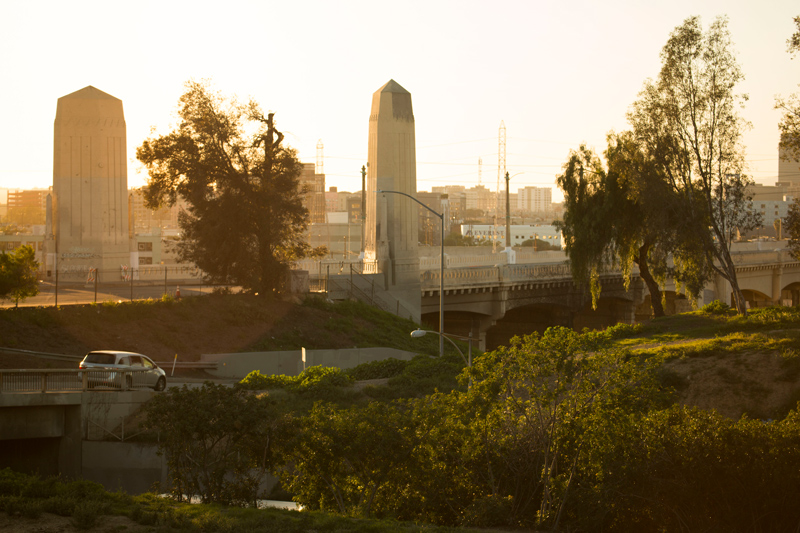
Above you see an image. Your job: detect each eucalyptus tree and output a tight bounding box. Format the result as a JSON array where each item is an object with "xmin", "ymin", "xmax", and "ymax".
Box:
[
  {"xmin": 137, "ymin": 80, "xmax": 322, "ymax": 296},
  {"xmin": 557, "ymin": 133, "xmax": 710, "ymax": 317},
  {"xmin": 776, "ymin": 16, "xmax": 800, "ymax": 164},
  {"xmin": 628, "ymin": 16, "xmax": 761, "ymax": 314}
]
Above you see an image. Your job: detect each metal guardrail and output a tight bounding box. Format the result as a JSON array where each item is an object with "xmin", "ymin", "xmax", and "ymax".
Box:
[
  {"xmin": 0, "ymin": 369, "xmax": 160, "ymax": 393},
  {"xmin": 0, "ymin": 347, "xmax": 217, "ymax": 372}
]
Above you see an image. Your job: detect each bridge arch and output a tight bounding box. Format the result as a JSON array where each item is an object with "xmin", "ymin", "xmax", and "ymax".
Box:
[{"xmin": 740, "ymin": 288, "xmax": 773, "ymax": 309}]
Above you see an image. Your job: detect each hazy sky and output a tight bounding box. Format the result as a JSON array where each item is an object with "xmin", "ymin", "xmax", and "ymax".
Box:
[{"xmin": 1, "ymin": 0, "xmax": 797, "ymax": 202}]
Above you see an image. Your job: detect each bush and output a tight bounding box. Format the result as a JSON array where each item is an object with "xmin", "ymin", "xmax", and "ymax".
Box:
[
  {"xmin": 294, "ymin": 365, "xmax": 354, "ymax": 392},
  {"xmin": 701, "ymin": 300, "xmax": 732, "ymax": 315},
  {"xmin": 71, "ymin": 501, "xmax": 104, "ymax": 530},
  {"xmin": 0, "ymin": 468, "xmax": 31, "ymax": 497},
  {"xmin": 43, "ymin": 495, "xmax": 77, "ymax": 516},
  {"xmin": 239, "ymin": 370, "xmax": 294, "ymax": 390},
  {"xmin": 347, "ymin": 358, "xmax": 409, "ymax": 381}
]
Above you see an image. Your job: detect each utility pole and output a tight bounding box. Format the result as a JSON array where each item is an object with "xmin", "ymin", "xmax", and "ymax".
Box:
[
  {"xmin": 505, "ymin": 171, "xmax": 511, "ymax": 249},
  {"xmin": 360, "ymin": 164, "xmax": 367, "ymax": 255}
]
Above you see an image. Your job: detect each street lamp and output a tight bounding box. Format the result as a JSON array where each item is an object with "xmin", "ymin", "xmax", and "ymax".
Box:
[
  {"xmin": 411, "ymin": 328, "xmax": 473, "ymax": 388},
  {"xmin": 505, "ymin": 172, "xmax": 524, "ymax": 250},
  {"xmin": 410, "ymin": 328, "xmax": 472, "ymax": 367},
  {"xmin": 379, "ymin": 189, "xmax": 445, "ymax": 357}
]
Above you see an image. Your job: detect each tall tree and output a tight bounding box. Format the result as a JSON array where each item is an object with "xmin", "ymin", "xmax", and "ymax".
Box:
[
  {"xmin": 628, "ymin": 16, "xmax": 761, "ymax": 314},
  {"xmin": 776, "ymin": 16, "xmax": 800, "ymax": 175},
  {"xmin": 137, "ymin": 80, "xmax": 319, "ymax": 296},
  {"xmin": 557, "ymin": 134, "xmax": 710, "ymax": 317},
  {"xmin": 0, "ymin": 245, "xmax": 39, "ymax": 307}
]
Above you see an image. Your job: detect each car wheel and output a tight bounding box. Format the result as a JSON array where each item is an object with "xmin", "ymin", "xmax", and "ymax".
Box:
[{"xmin": 154, "ymin": 377, "xmax": 166, "ymax": 392}]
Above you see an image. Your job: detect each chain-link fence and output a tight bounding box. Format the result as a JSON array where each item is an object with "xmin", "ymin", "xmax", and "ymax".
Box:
[{"xmin": 2, "ymin": 266, "xmax": 235, "ymax": 308}]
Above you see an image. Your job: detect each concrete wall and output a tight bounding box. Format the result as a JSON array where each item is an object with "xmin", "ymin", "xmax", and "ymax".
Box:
[
  {"xmin": 82, "ymin": 441, "xmax": 167, "ymax": 494},
  {"xmin": 203, "ymin": 347, "xmax": 419, "ymax": 379}
]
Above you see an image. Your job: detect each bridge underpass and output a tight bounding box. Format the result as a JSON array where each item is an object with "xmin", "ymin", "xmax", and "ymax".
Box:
[{"xmin": 421, "ymin": 274, "xmax": 648, "ymax": 351}]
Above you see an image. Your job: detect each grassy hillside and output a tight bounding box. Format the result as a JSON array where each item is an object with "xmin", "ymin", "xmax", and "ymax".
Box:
[
  {"xmin": 3, "ymin": 294, "xmax": 800, "ymax": 419},
  {"xmin": 604, "ymin": 304, "xmax": 800, "ymax": 420},
  {"xmin": 0, "ymin": 294, "xmax": 442, "ymax": 368}
]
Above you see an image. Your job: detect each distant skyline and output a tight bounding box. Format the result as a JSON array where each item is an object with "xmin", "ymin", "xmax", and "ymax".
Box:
[{"xmin": 1, "ymin": 0, "xmax": 797, "ymax": 203}]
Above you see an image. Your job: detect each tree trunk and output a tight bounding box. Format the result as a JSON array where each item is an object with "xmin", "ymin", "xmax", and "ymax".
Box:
[
  {"xmin": 635, "ymin": 243, "xmax": 665, "ymax": 317},
  {"xmin": 715, "ymin": 244, "xmax": 748, "ymax": 316}
]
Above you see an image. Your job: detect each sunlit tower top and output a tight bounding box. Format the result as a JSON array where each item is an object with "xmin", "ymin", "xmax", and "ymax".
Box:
[{"xmin": 316, "ymin": 139, "xmax": 324, "ymax": 175}]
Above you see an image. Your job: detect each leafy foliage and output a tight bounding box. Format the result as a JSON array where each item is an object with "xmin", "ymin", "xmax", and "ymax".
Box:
[
  {"xmin": 143, "ymin": 382, "xmax": 287, "ymax": 506},
  {"xmin": 776, "ymin": 16, "xmax": 800, "ymax": 166},
  {"xmin": 136, "ymin": 80, "xmax": 320, "ymax": 296},
  {"xmin": 0, "ymin": 245, "xmax": 39, "ymax": 304},
  {"xmin": 238, "ymin": 365, "xmax": 353, "ymax": 393},
  {"xmin": 785, "ymin": 198, "xmax": 800, "ymax": 260},
  {"xmin": 345, "ymin": 358, "xmax": 409, "ymax": 380},
  {"xmin": 556, "ymin": 135, "xmax": 710, "ymax": 316},
  {"xmin": 700, "ymin": 299, "xmax": 733, "ymax": 315},
  {"xmin": 280, "ymin": 400, "xmax": 421, "ymax": 517},
  {"xmin": 628, "ymin": 16, "xmax": 761, "ymax": 314}
]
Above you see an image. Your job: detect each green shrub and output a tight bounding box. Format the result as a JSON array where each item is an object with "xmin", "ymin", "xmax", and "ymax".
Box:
[
  {"xmin": 239, "ymin": 370, "xmax": 294, "ymax": 390},
  {"xmin": 43, "ymin": 495, "xmax": 77, "ymax": 516},
  {"xmin": 63, "ymin": 479, "xmax": 107, "ymax": 500},
  {"xmin": 294, "ymin": 365, "xmax": 354, "ymax": 392},
  {"xmin": 0, "ymin": 495, "xmax": 23, "ymax": 515},
  {"xmin": 21, "ymin": 476, "xmax": 59, "ymax": 499},
  {"xmin": 346, "ymin": 358, "xmax": 409, "ymax": 380},
  {"xmin": 71, "ymin": 501, "xmax": 104, "ymax": 530},
  {"xmin": 701, "ymin": 300, "xmax": 732, "ymax": 315},
  {"xmin": 20, "ymin": 499, "xmax": 43, "ymax": 519},
  {"xmin": 0, "ymin": 468, "xmax": 31, "ymax": 496}
]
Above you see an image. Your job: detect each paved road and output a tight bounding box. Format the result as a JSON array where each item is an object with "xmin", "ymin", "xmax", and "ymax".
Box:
[{"xmin": 1, "ymin": 281, "xmax": 231, "ymax": 308}]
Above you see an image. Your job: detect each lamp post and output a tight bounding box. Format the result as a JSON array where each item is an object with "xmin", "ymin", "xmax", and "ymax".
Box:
[
  {"xmin": 379, "ymin": 189, "xmax": 445, "ymax": 357},
  {"xmin": 411, "ymin": 328, "xmax": 473, "ymax": 388},
  {"xmin": 505, "ymin": 172, "xmax": 524, "ymax": 249}
]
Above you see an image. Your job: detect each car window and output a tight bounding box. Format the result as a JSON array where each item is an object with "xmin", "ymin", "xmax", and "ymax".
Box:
[
  {"xmin": 84, "ymin": 353, "xmax": 115, "ymax": 364},
  {"xmin": 118, "ymin": 356, "xmax": 131, "ymax": 366},
  {"xmin": 141, "ymin": 358, "xmax": 154, "ymax": 370},
  {"xmin": 129, "ymin": 356, "xmax": 143, "ymax": 367}
]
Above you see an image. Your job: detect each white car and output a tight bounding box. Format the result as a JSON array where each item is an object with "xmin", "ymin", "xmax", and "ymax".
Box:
[{"xmin": 79, "ymin": 351, "xmax": 167, "ymax": 391}]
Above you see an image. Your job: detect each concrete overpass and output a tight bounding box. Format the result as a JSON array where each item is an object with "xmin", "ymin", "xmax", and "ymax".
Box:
[{"xmin": 0, "ymin": 376, "xmax": 166, "ymax": 493}]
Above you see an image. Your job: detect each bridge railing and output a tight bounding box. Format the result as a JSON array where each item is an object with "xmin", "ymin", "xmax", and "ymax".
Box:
[{"xmin": 0, "ymin": 369, "xmax": 159, "ymax": 393}]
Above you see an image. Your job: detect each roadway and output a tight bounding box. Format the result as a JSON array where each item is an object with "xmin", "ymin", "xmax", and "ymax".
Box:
[{"xmin": 0, "ymin": 281, "xmax": 229, "ymax": 308}]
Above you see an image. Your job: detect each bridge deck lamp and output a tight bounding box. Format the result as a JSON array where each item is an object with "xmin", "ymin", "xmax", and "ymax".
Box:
[{"xmin": 379, "ymin": 189, "xmax": 444, "ymax": 356}]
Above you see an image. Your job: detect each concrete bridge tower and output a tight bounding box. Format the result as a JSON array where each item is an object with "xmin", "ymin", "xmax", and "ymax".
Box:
[
  {"xmin": 53, "ymin": 86, "xmax": 130, "ymax": 281},
  {"xmin": 364, "ymin": 80, "xmax": 421, "ymax": 321}
]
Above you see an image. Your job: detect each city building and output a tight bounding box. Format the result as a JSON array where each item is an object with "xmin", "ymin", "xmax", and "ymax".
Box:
[
  {"xmin": 461, "ymin": 223, "xmax": 563, "ymax": 249},
  {"xmin": 129, "ymin": 188, "xmax": 187, "ymax": 234},
  {"xmin": 465, "ymin": 184, "xmax": 496, "ymax": 213},
  {"xmin": 5, "ymin": 188, "xmax": 49, "ymax": 226},
  {"xmin": 298, "ymin": 163, "xmax": 325, "ymax": 224},
  {"xmin": 517, "ymin": 186, "xmax": 552, "ymax": 215}
]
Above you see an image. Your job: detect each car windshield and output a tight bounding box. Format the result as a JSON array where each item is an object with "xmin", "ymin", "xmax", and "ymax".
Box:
[{"xmin": 83, "ymin": 352, "xmax": 116, "ymax": 364}]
